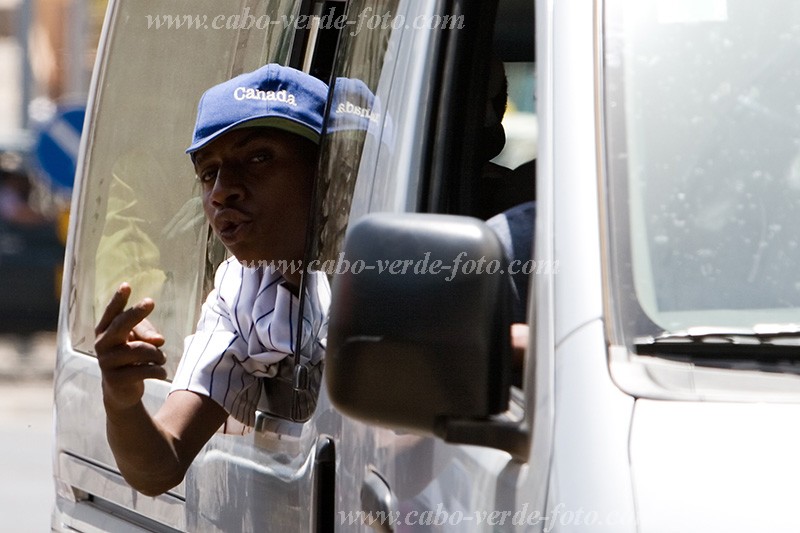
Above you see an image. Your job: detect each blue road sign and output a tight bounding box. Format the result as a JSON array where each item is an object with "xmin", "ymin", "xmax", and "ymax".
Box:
[{"xmin": 34, "ymin": 106, "xmax": 85, "ymax": 192}]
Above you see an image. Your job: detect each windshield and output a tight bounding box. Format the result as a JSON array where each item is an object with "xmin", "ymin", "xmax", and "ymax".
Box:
[{"xmin": 604, "ymin": 0, "xmax": 800, "ymax": 339}]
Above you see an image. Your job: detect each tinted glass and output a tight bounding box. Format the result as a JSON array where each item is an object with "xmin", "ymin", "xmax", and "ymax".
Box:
[{"xmin": 309, "ymin": 0, "xmax": 398, "ymax": 269}]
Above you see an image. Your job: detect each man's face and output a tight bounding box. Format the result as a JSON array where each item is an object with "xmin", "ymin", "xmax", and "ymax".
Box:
[{"xmin": 193, "ymin": 127, "xmax": 317, "ymax": 265}]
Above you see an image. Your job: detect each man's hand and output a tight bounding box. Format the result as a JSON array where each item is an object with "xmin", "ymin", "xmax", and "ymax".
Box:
[
  {"xmin": 93, "ymin": 283, "xmax": 227, "ymax": 496},
  {"xmin": 511, "ymin": 323, "xmax": 529, "ymax": 384},
  {"xmin": 95, "ymin": 283, "xmax": 167, "ymax": 411}
]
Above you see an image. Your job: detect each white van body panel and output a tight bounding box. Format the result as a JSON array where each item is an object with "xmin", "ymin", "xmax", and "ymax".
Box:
[
  {"xmin": 631, "ymin": 400, "xmax": 800, "ymax": 533},
  {"xmin": 549, "ymin": 320, "xmax": 636, "ymax": 533},
  {"xmin": 551, "ymin": 0, "xmax": 604, "ymax": 345}
]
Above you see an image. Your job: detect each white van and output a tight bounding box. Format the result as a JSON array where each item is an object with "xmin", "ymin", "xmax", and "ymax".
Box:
[{"xmin": 52, "ymin": 0, "xmax": 800, "ymax": 531}]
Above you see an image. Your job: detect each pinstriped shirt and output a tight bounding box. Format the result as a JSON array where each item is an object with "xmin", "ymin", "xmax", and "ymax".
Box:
[{"xmin": 170, "ymin": 257, "xmax": 330, "ymax": 429}]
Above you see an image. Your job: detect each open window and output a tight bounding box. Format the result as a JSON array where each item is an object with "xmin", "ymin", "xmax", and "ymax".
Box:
[
  {"xmin": 67, "ymin": 0, "xmax": 344, "ymax": 389},
  {"xmin": 421, "ymin": 0, "xmax": 537, "ymax": 389},
  {"xmin": 68, "ymin": 0, "xmax": 302, "ymax": 376}
]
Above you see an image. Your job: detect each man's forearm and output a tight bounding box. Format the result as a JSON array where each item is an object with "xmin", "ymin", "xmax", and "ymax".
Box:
[{"xmin": 105, "ymin": 401, "xmax": 186, "ymax": 496}]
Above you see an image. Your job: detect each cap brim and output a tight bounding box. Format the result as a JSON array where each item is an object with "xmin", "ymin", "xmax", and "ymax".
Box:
[{"xmin": 186, "ymin": 116, "xmax": 320, "ymax": 154}]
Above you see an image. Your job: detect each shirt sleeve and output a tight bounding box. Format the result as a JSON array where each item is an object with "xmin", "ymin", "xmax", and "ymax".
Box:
[
  {"xmin": 170, "ymin": 260, "xmax": 263, "ymax": 429},
  {"xmin": 170, "ymin": 260, "xmax": 329, "ymax": 431}
]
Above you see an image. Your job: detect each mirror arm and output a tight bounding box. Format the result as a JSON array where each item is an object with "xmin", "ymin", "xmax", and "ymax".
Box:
[{"xmin": 435, "ymin": 417, "xmax": 530, "ymax": 462}]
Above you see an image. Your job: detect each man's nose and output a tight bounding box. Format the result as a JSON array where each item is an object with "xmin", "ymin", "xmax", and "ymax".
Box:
[{"xmin": 209, "ymin": 165, "xmax": 244, "ymax": 205}]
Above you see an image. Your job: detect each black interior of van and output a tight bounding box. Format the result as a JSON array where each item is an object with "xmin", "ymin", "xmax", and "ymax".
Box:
[{"xmin": 423, "ymin": 0, "xmax": 536, "ymax": 221}]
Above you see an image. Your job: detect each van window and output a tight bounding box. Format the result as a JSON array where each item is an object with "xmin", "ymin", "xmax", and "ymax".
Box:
[{"xmin": 67, "ymin": 0, "xmax": 300, "ymax": 377}]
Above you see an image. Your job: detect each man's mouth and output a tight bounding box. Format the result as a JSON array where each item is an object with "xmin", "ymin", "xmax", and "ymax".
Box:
[
  {"xmin": 214, "ymin": 209, "xmax": 251, "ymax": 242},
  {"xmin": 218, "ymin": 221, "xmax": 242, "ymax": 236}
]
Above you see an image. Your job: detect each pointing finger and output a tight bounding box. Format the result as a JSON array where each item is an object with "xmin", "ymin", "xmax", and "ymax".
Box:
[{"xmin": 95, "ymin": 283, "xmax": 131, "ymax": 335}]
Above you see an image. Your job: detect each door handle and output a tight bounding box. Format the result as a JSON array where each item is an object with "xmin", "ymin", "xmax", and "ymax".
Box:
[{"xmin": 361, "ymin": 470, "xmax": 398, "ymax": 533}]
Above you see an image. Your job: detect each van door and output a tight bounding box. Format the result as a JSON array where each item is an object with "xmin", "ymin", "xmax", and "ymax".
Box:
[
  {"xmin": 52, "ymin": 0, "xmax": 343, "ymax": 531},
  {"xmin": 311, "ymin": 0, "xmax": 541, "ymax": 529}
]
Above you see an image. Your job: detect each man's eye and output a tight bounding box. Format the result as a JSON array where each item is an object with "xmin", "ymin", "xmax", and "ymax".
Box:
[{"xmin": 197, "ymin": 168, "xmax": 217, "ymax": 183}]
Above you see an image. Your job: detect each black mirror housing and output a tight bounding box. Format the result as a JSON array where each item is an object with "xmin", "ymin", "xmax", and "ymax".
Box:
[{"xmin": 326, "ymin": 213, "xmax": 512, "ymax": 436}]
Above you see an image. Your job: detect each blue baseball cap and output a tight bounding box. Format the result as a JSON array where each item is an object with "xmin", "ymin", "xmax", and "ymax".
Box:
[{"xmin": 187, "ymin": 64, "xmax": 329, "ymax": 154}]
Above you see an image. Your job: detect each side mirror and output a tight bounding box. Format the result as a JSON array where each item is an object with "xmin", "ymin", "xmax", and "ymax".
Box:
[{"xmin": 326, "ymin": 213, "xmax": 518, "ymax": 449}]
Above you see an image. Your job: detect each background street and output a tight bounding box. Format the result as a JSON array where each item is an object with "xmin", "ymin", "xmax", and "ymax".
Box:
[
  {"xmin": 2, "ymin": 0, "xmax": 122, "ymax": 528},
  {"xmin": 0, "ymin": 333, "xmax": 57, "ymax": 532}
]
